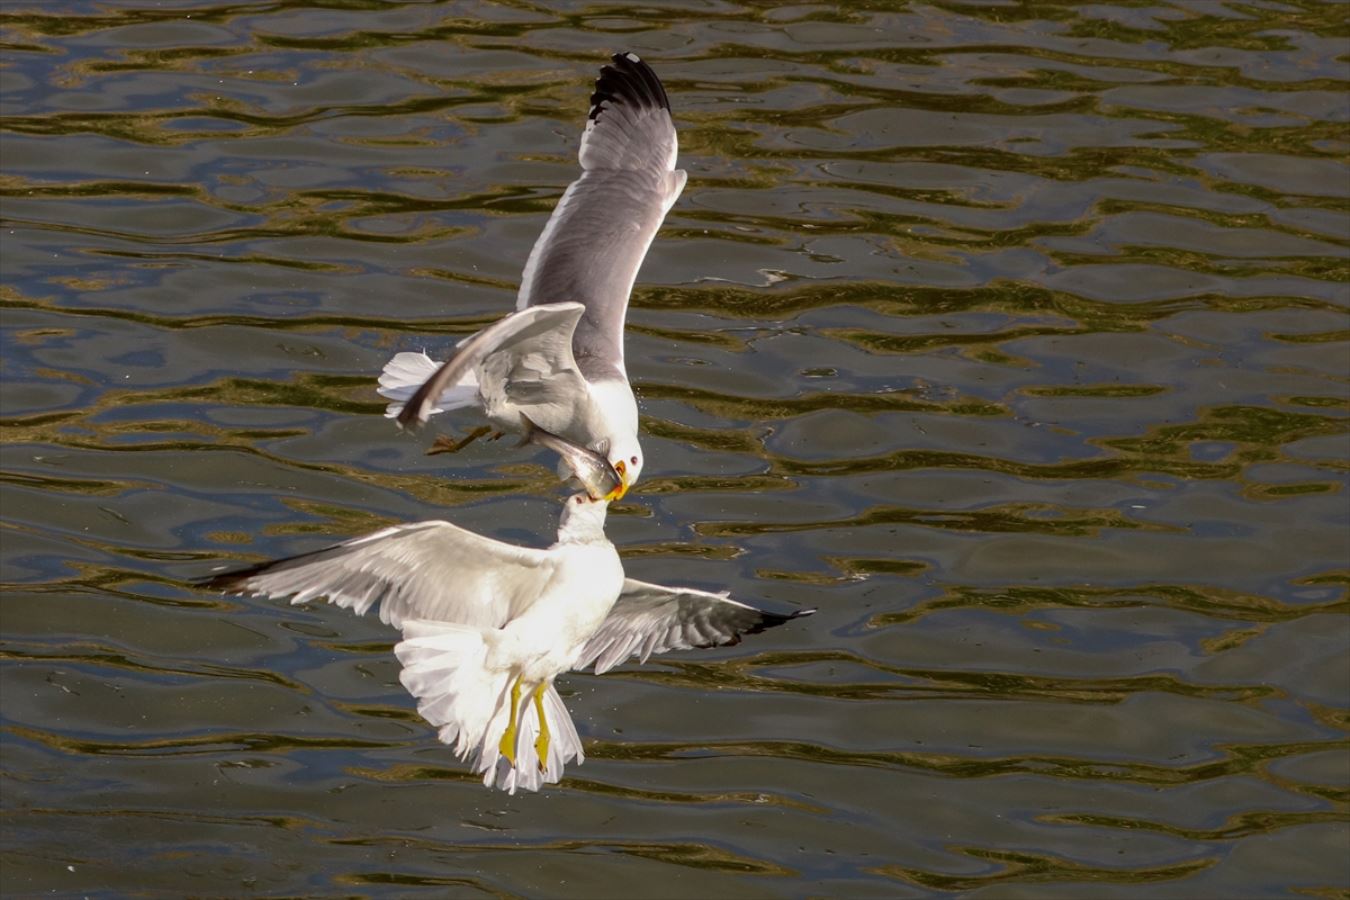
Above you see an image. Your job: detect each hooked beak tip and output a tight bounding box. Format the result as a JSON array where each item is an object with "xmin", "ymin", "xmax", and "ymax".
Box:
[{"xmin": 602, "ymin": 472, "xmax": 630, "ymax": 503}]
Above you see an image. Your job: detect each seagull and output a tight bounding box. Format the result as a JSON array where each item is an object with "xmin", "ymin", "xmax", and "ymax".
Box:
[
  {"xmin": 199, "ymin": 498, "xmax": 812, "ymax": 794},
  {"xmin": 380, "ymin": 52, "xmax": 687, "ymax": 500}
]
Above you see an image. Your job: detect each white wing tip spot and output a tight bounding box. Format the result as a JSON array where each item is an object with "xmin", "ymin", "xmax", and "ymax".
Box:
[{"xmin": 624, "ymin": 52, "xmax": 641, "ymax": 63}]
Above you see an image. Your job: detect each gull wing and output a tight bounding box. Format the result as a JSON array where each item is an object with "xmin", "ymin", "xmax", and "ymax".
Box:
[
  {"xmin": 198, "ymin": 521, "xmax": 558, "ymax": 630},
  {"xmin": 394, "ymin": 302, "xmax": 588, "ymax": 430},
  {"xmin": 517, "ymin": 52, "xmax": 687, "ymax": 382},
  {"xmin": 573, "ymin": 578, "xmax": 815, "ymax": 674}
]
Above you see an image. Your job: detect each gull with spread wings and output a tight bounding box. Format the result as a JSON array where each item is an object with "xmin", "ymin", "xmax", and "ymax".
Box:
[
  {"xmin": 380, "ymin": 53, "xmax": 686, "ymax": 500},
  {"xmin": 199, "ymin": 497, "xmax": 812, "ymax": 794}
]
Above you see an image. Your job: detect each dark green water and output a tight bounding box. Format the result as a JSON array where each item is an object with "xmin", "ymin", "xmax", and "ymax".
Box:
[{"xmin": 2, "ymin": 1, "xmax": 1347, "ymax": 897}]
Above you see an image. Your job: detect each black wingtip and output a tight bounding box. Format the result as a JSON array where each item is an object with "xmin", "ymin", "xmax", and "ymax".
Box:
[
  {"xmin": 747, "ymin": 606, "xmax": 816, "ymax": 635},
  {"xmin": 392, "ymin": 365, "xmax": 439, "ymax": 434},
  {"xmin": 394, "ymin": 398, "xmax": 426, "ymax": 433},
  {"xmin": 589, "ymin": 50, "xmax": 671, "ymax": 121},
  {"xmin": 193, "ymin": 553, "xmax": 296, "ymax": 594},
  {"xmin": 193, "ymin": 566, "xmax": 255, "ymax": 593}
]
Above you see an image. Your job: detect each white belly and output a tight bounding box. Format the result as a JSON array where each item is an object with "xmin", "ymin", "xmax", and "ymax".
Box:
[{"xmin": 491, "ymin": 541, "xmax": 623, "ymax": 684}]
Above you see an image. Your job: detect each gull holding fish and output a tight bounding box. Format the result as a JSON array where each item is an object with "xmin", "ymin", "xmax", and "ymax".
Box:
[
  {"xmin": 200, "ymin": 496, "xmax": 812, "ymax": 794},
  {"xmin": 380, "ymin": 52, "xmax": 686, "ymax": 500}
]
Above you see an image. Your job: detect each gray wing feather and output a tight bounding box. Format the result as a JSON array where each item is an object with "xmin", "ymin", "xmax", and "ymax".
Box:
[
  {"xmin": 573, "ymin": 578, "xmax": 814, "ymax": 674},
  {"xmin": 517, "ymin": 53, "xmax": 686, "ymax": 382},
  {"xmin": 199, "ymin": 521, "xmax": 557, "ymax": 630},
  {"xmin": 395, "ymin": 302, "xmax": 588, "ymax": 430}
]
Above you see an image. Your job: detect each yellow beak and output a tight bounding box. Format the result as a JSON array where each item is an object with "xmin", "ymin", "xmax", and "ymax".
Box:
[
  {"xmin": 603, "ymin": 471, "xmax": 629, "ymax": 503},
  {"xmin": 603, "ymin": 463, "xmax": 630, "ymax": 502}
]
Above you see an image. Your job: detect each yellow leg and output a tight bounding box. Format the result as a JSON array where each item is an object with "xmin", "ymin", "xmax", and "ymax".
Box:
[
  {"xmin": 498, "ymin": 676, "xmax": 522, "ymax": 767},
  {"xmin": 532, "ymin": 683, "xmax": 551, "ymax": 772}
]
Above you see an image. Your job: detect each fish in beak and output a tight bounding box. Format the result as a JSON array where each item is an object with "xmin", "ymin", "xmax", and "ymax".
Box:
[{"xmin": 519, "ymin": 415, "xmax": 623, "ymax": 501}]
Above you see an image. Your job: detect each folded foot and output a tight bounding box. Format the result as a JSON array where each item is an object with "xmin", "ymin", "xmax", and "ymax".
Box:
[{"xmin": 427, "ymin": 425, "xmax": 493, "ymax": 456}]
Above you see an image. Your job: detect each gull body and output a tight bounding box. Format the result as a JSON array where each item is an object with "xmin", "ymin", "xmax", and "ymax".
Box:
[
  {"xmin": 199, "ymin": 497, "xmax": 813, "ymax": 794},
  {"xmin": 381, "ymin": 53, "xmax": 687, "ymax": 497},
  {"xmin": 205, "ymin": 494, "xmax": 623, "ymax": 794}
]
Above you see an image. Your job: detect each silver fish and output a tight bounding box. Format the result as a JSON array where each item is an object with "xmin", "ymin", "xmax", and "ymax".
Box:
[{"xmin": 519, "ymin": 415, "xmax": 623, "ymax": 501}]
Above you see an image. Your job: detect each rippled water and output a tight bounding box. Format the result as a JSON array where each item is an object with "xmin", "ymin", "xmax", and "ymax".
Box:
[{"xmin": 3, "ymin": 1, "xmax": 1348, "ymax": 897}]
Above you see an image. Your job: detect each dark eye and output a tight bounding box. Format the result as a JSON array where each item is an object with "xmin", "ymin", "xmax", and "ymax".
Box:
[{"xmin": 630, "ymin": 456, "xmax": 639, "ymax": 465}]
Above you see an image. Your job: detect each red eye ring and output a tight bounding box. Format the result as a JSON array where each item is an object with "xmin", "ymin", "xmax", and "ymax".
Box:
[{"xmin": 630, "ymin": 456, "xmax": 639, "ymax": 465}]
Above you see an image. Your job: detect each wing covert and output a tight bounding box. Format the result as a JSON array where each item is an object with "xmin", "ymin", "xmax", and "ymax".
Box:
[
  {"xmin": 573, "ymin": 578, "xmax": 814, "ymax": 674},
  {"xmin": 199, "ymin": 521, "xmax": 557, "ymax": 629},
  {"xmin": 394, "ymin": 302, "xmax": 588, "ymax": 430}
]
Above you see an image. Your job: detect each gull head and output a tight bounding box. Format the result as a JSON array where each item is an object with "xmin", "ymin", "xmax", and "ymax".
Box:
[
  {"xmin": 587, "ymin": 380, "xmax": 643, "ymax": 502},
  {"xmin": 557, "ymin": 492, "xmax": 610, "ymax": 542},
  {"xmin": 604, "ymin": 434, "xmax": 643, "ymax": 503}
]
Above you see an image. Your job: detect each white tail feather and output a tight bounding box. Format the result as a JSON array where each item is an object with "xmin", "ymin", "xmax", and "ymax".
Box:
[
  {"xmin": 485, "ymin": 684, "xmax": 584, "ymax": 794},
  {"xmin": 395, "ymin": 621, "xmax": 506, "ymax": 764},
  {"xmin": 377, "ymin": 351, "xmax": 479, "ymax": 419},
  {"xmin": 393, "ymin": 620, "xmax": 584, "ymax": 794}
]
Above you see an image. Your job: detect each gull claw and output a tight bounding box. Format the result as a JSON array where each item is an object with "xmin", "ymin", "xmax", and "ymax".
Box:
[
  {"xmin": 532, "ymin": 683, "xmax": 551, "ymax": 772},
  {"xmin": 427, "ymin": 426, "xmax": 493, "ymax": 456}
]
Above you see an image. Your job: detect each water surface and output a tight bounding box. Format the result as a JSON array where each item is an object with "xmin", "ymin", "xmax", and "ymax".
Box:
[{"xmin": 2, "ymin": 1, "xmax": 1348, "ymax": 897}]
